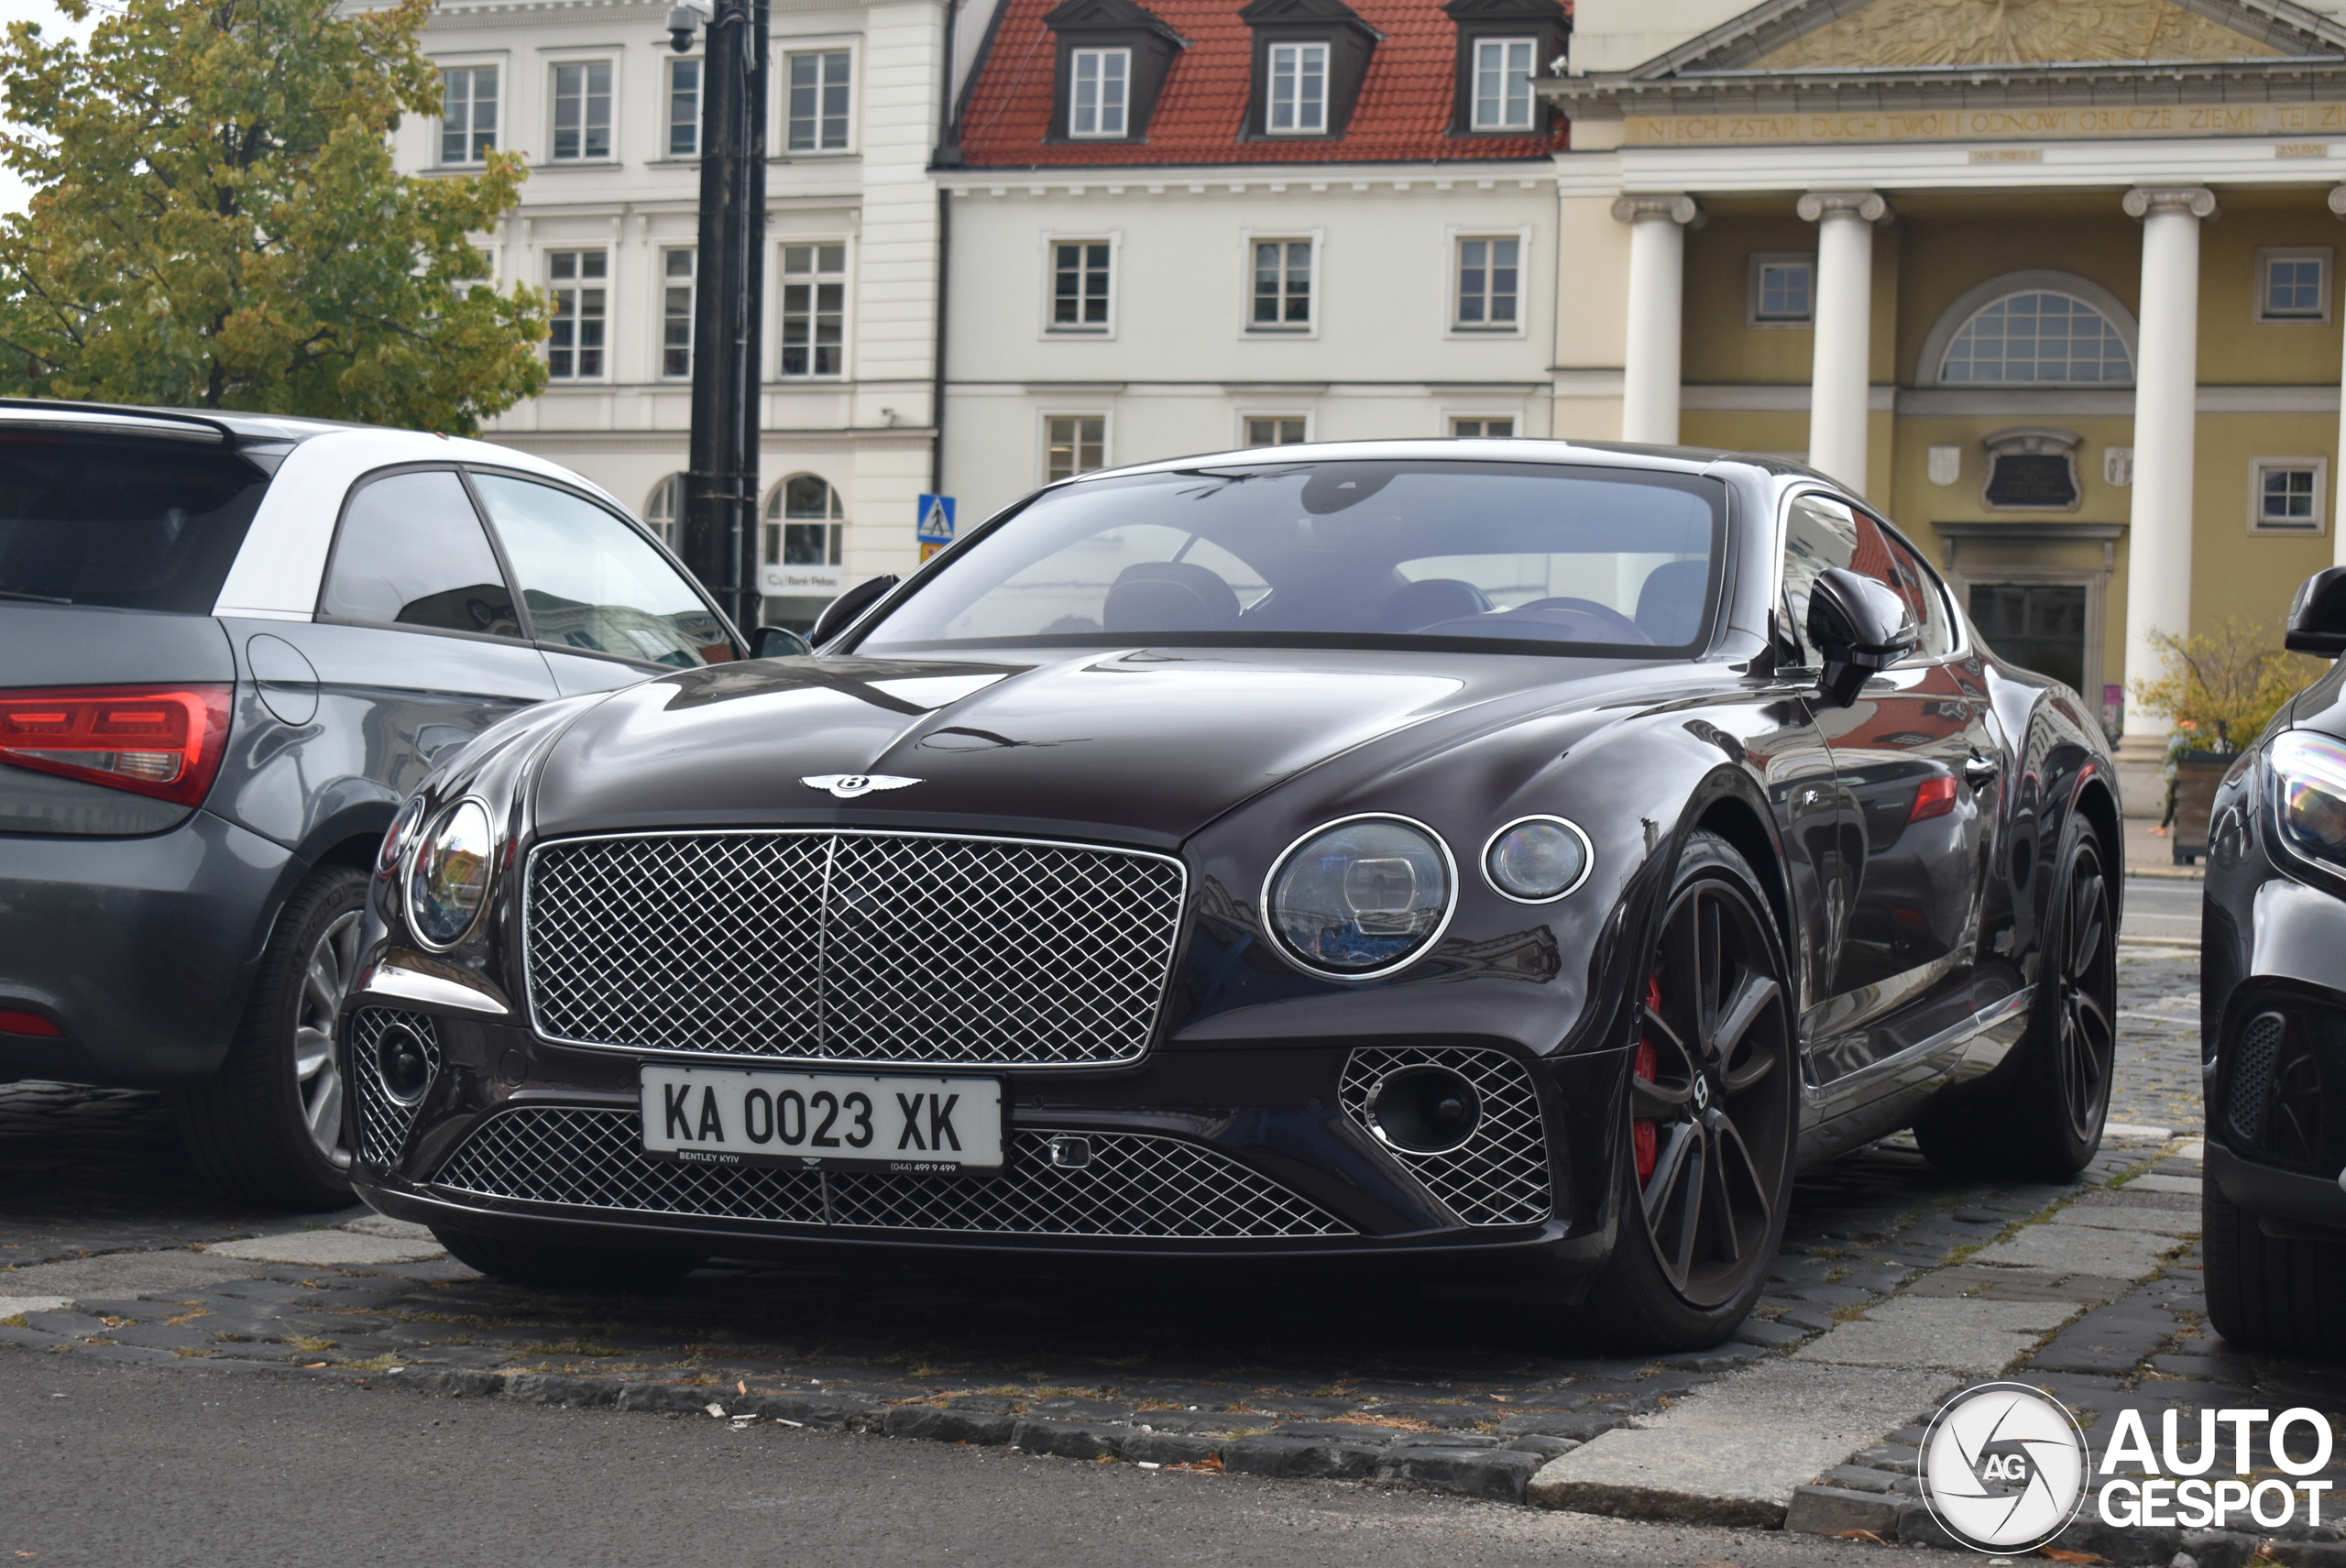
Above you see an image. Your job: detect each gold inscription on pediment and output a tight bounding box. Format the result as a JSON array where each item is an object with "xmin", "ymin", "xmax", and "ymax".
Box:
[
  {"xmin": 1624, "ymin": 100, "xmax": 2346, "ymax": 146},
  {"xmin": 1755, "ymin": 0, "xmax": 2285, "ymax": 69}
]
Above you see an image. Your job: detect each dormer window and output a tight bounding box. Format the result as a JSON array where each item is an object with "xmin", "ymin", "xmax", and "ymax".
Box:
[
  {"xmin": 1045, "ymin": 0, "xmax": 1187, "ymax": 144},
  {"xmin": 1443, "ymin": 0, "xmax": 1566, "ymax": 138},
  {"xmin": 1470, "ymin": 38, "xmax": 1534, "ymax": 129},
  {"xmin": 1267, "ymin": 42, "xmax": 1328, "ymax": 133},
  {"xmin": 1239, "ymin": 0, "xmax": 1381, "ymax": 141}
]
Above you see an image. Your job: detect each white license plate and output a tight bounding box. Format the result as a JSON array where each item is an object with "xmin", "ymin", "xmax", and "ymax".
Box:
[{"xmin": 640, "ymin": 1066, "xmax": 1004, "ymax": 1172}]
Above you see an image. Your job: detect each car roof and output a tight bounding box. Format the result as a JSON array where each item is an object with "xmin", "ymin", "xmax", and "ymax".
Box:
[
  {"xmin": 1060, "ymin": 436, "xmax": 1844, "ymax": 491},
  {"xmin": 0, "ymin": 398, "xmax": 362, "ymax": 446}
]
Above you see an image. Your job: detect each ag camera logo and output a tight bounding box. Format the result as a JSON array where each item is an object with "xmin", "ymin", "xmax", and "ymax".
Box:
[{"xmin": 1920, "ymin": 1382, "xmax": 2089, "ymax": 1553}]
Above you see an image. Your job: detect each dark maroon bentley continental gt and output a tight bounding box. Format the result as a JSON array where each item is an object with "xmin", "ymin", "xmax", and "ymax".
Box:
[{"xmin": 342, "ymin": 440, "xmax": 2120, "ymax": 1349}]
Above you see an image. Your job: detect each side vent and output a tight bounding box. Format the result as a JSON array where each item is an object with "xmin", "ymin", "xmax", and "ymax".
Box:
[
  {"xmin": 1338, "ymin": 1046, "xmax": 1552, "ymax": 1226},
  {"xmin": 349, "ymin": 1008, "xmax": 444, "ymax": 1170}
]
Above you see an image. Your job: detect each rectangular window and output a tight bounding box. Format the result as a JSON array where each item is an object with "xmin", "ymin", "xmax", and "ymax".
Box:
[
  {"xmin": 551, "ymin": 60, "xmax": 612, "ymax": 160},
  {"xmin": 1470, "ymin": 38, "xmax": 1535, "ymax": 131},
  {"xmin": 1266, "ymin": 42, "xmax": 1327, "ymax": 134},
  {"xmin": 2261, "ymin": 247, "xmax": 2331, "ymax": 323},
  {"xmin": 546, "ymin": 250, "xmax": 608, "ymax": 378},
  {"xmin": 667, "ymin": 58, "xmax": 700, "ymax": 158},
  {"xmin": 662, "ymin": 249, "xmax": 695, "ymax": 378},
  {"xmin": 2253, "ymin": 458, "xmax": 2327, "ymax": 533},
  {"xmin": 1050, "ymin": 241, "xmax": 1112, "ymax": 331},
  {"xmin": 1245, "ymin": 416, "xmax": 1308, "ymax": 446},
  {"xmin": 1452, "ymin": 417, "xmax": 1514, "ymax": 437},
  {"xmin": 1455, "ymin": 236, "xmax": 1519, "ymax": 329},
  {"xmin": 1046, "ymin": 415, "xmax": 1105, "ymax": 481},
  {"xmin": 787, "ymin": 50, "xmax": 852, "ymax": 152},
  {"xmin": 1251, "ymin": 238, "xmax": 1312, "ymax": 329},
  {"xmin": 1750, "ymin": 255, "xmax": 1815, "ymax": 325},
  {"xmin": 1069, "ymin": 48, "xmax": 1129, "ymax": 137},
  {"xmin": 440, "ymin": 66, "xmax": 499, "ymax": 165},
  {"xmin": 779, "ymin": 243, "xmax": 847, "ymax": 377}
]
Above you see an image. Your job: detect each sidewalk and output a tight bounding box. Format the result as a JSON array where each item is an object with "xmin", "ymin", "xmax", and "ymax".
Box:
[{"xmin": 2124, "ymin": 815, "xmax": 2205, "ymax": 881}]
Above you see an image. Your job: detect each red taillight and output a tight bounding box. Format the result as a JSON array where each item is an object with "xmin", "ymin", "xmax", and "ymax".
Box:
[
  {"xmin": 0, "ymin": 684, "xmax": 234, "ymax": 806},
  {"xmin": 1909, "ymin": 773, "xmax": 1959, "ymax": 822},
  {"xmin": 0, "ymin": 1008, "xmax": 61, "ymax": 1037}
]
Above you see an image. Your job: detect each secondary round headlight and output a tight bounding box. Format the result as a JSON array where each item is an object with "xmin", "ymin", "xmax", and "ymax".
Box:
[
  {"xmin": 2273, "ymin": 732, "xmax": 2346, "ymax": 861},
  {"xmin": 408, "ymin": 799, "xmax": 496, "ymax": 947},
  {"xmin": 1484, "ymin": 816, "xmax": 1593, "ymax": 903},
  {"xmin": 1264, "ymin": 816, "xmax": 1454, "ymax": 978}
]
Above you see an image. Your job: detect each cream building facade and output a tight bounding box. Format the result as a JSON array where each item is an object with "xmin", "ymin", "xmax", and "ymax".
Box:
[{"xmin": 1543, "ymin": 0, "xmax": 2346, "ymax": 809}]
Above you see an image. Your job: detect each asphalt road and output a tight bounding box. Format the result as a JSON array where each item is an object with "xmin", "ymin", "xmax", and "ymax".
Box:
[
  {"xmin": 0, "ymin": 1352, "xmax": 1882, "ymax": 1568},
  {"xmin": 2120, "ymin": 873, "xmax": 2200, "ymax": 945}
]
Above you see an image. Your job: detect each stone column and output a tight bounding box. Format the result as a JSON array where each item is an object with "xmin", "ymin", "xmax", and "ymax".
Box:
[
  {"xmin": 1613, "ymin": 194, "xmax": 1700, "ymax": 445},
  {"xmin": 2119, "ymin": 186, "xmax": 2216, "ymax": 756},
  {"xmin": 2329, "ymin": 186, "xmax": 2346, "ymax": 569},
  {"xmin": 1797, "ymin": 191, "xmax": 1886, "ymax": 496}
]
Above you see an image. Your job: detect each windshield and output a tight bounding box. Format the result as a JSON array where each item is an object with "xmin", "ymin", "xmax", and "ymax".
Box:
[
  {"xmin": 0, "ymin": 430, "xmax": 272, "ymax": 613},
  {"xmin": 856, "ymin": 460, "xmax": 1727, "ymax": 656}
]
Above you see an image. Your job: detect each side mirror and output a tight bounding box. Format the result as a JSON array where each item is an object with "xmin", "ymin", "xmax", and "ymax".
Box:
[
  {"xmin": 751, "ymin": 625, "xmax": 812, "ymax": 660},
  {"xmin": 2287, "ymin": 566, "xmax": 2346, "ymax": 657},
  {"xmin": 809, "ymin": 573, "xmax": 899, "ymax": 646},
  {"xmin": 1807, "ymin": 565, "xmax": 1919, "ymax": 707}
]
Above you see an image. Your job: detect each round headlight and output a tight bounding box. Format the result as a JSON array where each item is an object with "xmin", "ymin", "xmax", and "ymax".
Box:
[
  {"xmin": 1264, "ymin": 816, "xmax": 1454, "ymax": 978},
  {"xmin": 408, "ymin": 799, "xmax": 496, "ymax": 948},
  {"xmin": 1484, "ymin": 816, "xmax": 1593, "ymax": 903},
  {"xmin": 2274, "ymin": 732, "xmax": 2346, "ymax": 860}
]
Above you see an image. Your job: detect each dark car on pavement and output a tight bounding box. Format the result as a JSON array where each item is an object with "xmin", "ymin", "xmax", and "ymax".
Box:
[
  {"xmin": 2200, "ymin": 565, "xmax": 2346, "ymax": 1351},
  {"xmin": 0, "ymin": 400, "xmax": 757, "ymax": 1209},
  {"xmin": 346, "ymin": 440, "xmax": 2121, "ymax": 1349}
]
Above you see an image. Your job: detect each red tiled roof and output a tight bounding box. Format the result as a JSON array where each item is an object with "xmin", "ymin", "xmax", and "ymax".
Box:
[{"xmin": 956, "ymin": 0, "xmax": 1570, "ymax": 166}]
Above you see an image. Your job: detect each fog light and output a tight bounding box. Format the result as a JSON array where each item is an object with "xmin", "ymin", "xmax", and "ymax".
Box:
[
  {"xmin": 377, "ymin": 1023, "xmax": 434, "ymax": 1105},
  {"xmin": 1366, "ymin": 1066, "xmax": 1482, "ymax": 1155}
]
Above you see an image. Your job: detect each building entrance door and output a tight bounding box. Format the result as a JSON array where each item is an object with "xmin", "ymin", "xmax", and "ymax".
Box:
[{"xmin": 1968, "ymin": 582, "xmax": 2087, "ymax": 691}]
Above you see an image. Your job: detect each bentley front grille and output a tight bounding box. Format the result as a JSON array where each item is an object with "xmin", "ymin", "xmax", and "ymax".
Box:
[
  {"xmin": 349, "ymin": 1008, "xmax": 444, "ymax": 1171},
  {"xmin": 1339, "ymin": 1046, "xmax": 1553, "ymax": 1227},
  {"xmin": 523, "ymin": 830, "xmax": 1185, "ymax": 1068},
  {"xmin": 429, "ymin": 1107, "xmax": 1354, "ymax": 1240}
]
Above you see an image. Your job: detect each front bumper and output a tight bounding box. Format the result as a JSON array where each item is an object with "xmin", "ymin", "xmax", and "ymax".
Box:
[
  {"xmin": 340, "ymin": 992, "xmax": 1626, "ymax": 1268},
  {"xmin": 0, "ymin": 810, "xmax": 295, "ymax": 1087}
]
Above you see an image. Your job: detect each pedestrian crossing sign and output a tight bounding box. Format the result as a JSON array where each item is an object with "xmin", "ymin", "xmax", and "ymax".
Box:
[{"xmin": 916, "ymin": 493, "xmax": 956, "ymax": 547}]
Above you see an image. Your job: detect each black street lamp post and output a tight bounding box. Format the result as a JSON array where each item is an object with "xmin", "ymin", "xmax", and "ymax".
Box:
[{"xmin": 670, "ymin": 0, "xmax": 769, "ymax": 635}]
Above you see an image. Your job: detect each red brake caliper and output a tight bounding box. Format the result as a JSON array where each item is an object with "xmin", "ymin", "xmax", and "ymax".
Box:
[{"xmin": 1633, "ymin": 975, "xmax": 1661, "ymax": 1180}]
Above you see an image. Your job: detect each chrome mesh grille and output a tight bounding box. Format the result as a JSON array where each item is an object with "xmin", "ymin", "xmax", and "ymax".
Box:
[
  {"xmin": 1339, "ymin": 1047, "xmax": 1552, "ymax": 1227},
  {"xmin": 524, "ymin": 830, "xmax": 1185, "ymax": 1068},
  {"xmin": 429, "ymin": 1107, "xmax": 1350, "ymax": 1239},
  {"xmin": 349, "ymin": 1009, "xmax": 443, "ymax": 1171}
]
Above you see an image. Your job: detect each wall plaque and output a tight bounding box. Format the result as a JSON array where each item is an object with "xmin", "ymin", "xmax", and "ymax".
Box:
[{"xmin": 1981, "ymin": 428, "xmax": 2082, "ymax": 512}]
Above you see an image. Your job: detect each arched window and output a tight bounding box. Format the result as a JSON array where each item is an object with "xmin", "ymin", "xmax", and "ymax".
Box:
[
  {"xmin": 644, "ymin": 474, "xmax": 680, "ymax": 547},
  {"xmin": 1924, "ymin": 272, "xmax": 2137, "ymax": 387},
  {"xmin": 763, "ymin": 474, "xmax": 843, "ymax": 567}
]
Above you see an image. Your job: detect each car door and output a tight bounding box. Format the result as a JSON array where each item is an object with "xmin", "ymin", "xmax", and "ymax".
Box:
[
  {"xmin": 1782, "ymin": 492, "xmax": 2004, "ymax": 1080},
  {"xmin": 464, "ymin": 470, "xmax": 741, "ymax": 697},
  {"xmin": 213, "ymin": 466, "xmax": 561, "ymax": 848}
]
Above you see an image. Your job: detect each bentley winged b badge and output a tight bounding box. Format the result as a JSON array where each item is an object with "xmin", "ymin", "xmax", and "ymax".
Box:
[{"xmin": 802, "ymin": 774, "xmax": 921, "ymax": 799}]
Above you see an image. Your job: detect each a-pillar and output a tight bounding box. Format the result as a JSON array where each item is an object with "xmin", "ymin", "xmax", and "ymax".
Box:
[
  {"xmin": 1612, "ymin": 194, "xmax": 1701, "ymax": 444},
  {"xmin": 2119, "ymin": 185, "xmax": 2216, "ymax": 768},
  {"xmin": 1797, "ymin": 191, "xmax": 1886, "ymax": 496}
]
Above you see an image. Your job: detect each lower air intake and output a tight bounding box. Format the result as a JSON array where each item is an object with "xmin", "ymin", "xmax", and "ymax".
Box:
[
  {"xmin": 349, "ymin": 1009, "xmax": 444, "ymax": 1171},
  {"xmin": 1339, "ymin": 1046, "xmax": 1552, "ymax": 1226}
]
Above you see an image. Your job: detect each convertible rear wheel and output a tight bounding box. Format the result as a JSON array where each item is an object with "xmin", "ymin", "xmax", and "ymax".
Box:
[{"xmin": 1581, "ymin": 830, "xmax": 1798, "ymax": 1350}]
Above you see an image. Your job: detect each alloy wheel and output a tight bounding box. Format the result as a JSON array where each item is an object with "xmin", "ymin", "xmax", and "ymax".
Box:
[
  {"xmin": 2052, "ymin": 840, "xmax": 2116, "ymax": 1146},
  {"xmin": 1629, "ymin": 876, "xmax": 1795, "ymax": 1309},
  {"xmin": 294, "ymin": 909, "xmax": 360, "ymax": 1169}
]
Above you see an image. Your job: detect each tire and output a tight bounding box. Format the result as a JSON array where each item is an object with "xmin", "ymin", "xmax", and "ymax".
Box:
[
  {"xmin": 1914, "ymin": 818, "xmax": 2117, "ymax": 1180},
  {"xmin": 1579, "ymin": 830, "xmax": 1800, "ymax": 1351},
  {"xmin": 433, "ymin": 1226, "xmax": 706, "ymax": 1290},
  {"xmin": 2202, "ymin": 1179, "xmax": 2346, "ymax": 1354},
  {"xmin": 176, "ymin": 864, "xmax": 367, "ymax": 1211}
]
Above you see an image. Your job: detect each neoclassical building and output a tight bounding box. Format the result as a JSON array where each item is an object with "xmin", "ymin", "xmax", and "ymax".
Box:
[{"xmin": 1543, "ymin": 0, "xmax": 2346, "ymax": 808}]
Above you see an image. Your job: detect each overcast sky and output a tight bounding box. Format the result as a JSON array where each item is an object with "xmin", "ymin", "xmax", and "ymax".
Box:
[{"xmin": 0, "ymin": 0, "xmax": 93, "ymax": 217}]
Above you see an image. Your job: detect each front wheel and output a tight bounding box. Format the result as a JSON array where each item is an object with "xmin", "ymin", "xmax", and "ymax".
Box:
[
  {"xmin": 1578, "ymin": 830, "xmax": 1799, "ymax": 1351},
  {"xmin": 2202, "ymin": 1181, "xmax": 2346, "ymax": 1354}
]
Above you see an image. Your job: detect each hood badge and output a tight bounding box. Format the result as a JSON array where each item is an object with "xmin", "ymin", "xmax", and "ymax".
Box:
[{"xmin": 803, "ymin": 773, "xmax": 921, "ymax": 800}]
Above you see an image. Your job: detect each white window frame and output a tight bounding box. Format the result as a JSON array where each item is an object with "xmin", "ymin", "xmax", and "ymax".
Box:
[
  {"xmin": 435, "ymin": 60, "xmax": 503, "ymax": 168},
  {"xmin": 1468, "ymin": 37, "xmax": 1536, "ymax": 132},
  {"xmin": 1040, "ymin": 232, "xmax": 1118, "ymax": 338},
  {"xmin": 1749, "ymin": 252, "xmax": 1816, "ymax": 328},
  {"xmin": 544, "ymin": 54, "xmax": 619, "ymax": 164},
  {"xmin": 1242, "ymin": 228, "xmax": 1321, "ymax": 338},
  {"xmin": 774, "ymin": 237, "xmax": 851, "ymax": 380},
  {"xmin": 658, "ymin": 247, "xmax": 696, "ymax": 381},
  {"xmin": 1447, "ymin": 414, "xmax": 1519, "ymax": 438},
  {"xmin": 542, "ymin": 247, "xmax": 612, "ymax": 381},
  {"xmin": 1239, "ymin": 411, "xmax": 1311, "ymax": 447},
  {"xmin": 780, "ymin": 42, "xmax": 858, "ymax": 157},
  {"xmin": 2250, "ymin": 456, "xmax": 2329, "ymax": 535},
  {"xmin": 1447, "ymin": 226, "xmax": 1529, "ymax": 338},
  {"xmin": 1265, "ymin": 41, "xmax": 1329, "ymax": 135},
  {"xmin": 1069, "ymin": 47, "xmax": 1131, "ymax": 138},
  {"xmin": 663, "ymin": 56, "xmax": 702, "ymax": 160},
  {"xmin": 2257, "ymin": 247, "xmax": 2333, "ymax": 324},
  {"xmin": 1040, "ymin": 411, "xmax": 1111, "ymax": 484}
]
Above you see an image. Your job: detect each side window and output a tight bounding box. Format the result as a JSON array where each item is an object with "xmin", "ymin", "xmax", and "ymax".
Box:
[
  {"xmin": 1855, "ymin": 511, "xmax": 1954, "ymax": 660},
  {"xmin": 1780, "ymin": 494, "xmax": 1952, "ymax": 663},
  {"xmin": 1779, "ymin": 493, "xmax": 1858, "ymax": 665},
  {"xmin": 470, "ymin": 473, "xmax": 734, "ymax": 668},
  {"xmin": 320, "ymin": 469, "xmax": 521, "ymax": 638}
]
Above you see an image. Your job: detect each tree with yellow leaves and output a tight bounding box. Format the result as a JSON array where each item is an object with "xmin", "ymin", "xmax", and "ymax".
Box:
[{"xmin": 2132, "ymin": 618, "xmax": 2321, "ymax": 755}]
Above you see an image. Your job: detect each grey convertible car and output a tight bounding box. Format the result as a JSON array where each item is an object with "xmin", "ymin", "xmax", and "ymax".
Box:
[{"xmin": 0, "ymin": 400, "xmax": 759, "ymax": 1208}]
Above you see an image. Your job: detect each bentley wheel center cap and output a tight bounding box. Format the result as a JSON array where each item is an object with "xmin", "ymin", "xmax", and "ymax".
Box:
[
  {"xmin": 803, "ymin": 773, "xmax": 921, "ymax": 800},
  {"xmin": 1692, "ymin": 1075, "xmax": 1712, "ymax": 1113}
]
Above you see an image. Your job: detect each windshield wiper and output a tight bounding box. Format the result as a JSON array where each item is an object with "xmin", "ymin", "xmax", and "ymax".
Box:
[{"xmin": 0, "ymin": 588, "xmax": 71, "ymax": 604}]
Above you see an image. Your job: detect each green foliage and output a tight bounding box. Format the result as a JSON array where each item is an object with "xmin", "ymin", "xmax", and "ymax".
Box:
[
  {"xmin": 0, "ymin": 0, "xmax": 547, "ymax": 433},
  {"xmin": 2130, "ymin": 618, "xmax": 2321, "ymax": 754}
]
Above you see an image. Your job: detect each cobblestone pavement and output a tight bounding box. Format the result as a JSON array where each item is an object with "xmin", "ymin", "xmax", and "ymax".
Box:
[{"xmin": 4, "ymin": 881, "xmax": 2324, "ymax": 1559}]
